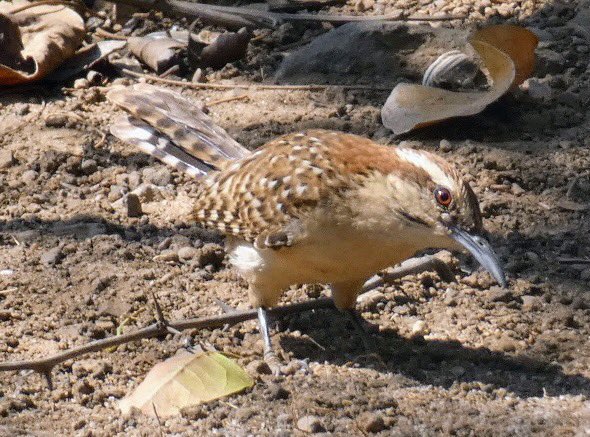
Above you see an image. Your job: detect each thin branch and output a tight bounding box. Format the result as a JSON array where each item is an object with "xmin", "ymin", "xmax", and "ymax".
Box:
[
  {"xmin": 120, "ymin": 68, "xmax": 393, "ymax": 91},
  {"xmin": 107, "ymin": 0, "xmax": 464, "ymax": 29},
  {"xmin": 0, "ymin": 254, "xmax": 451, "ymax": 376}
]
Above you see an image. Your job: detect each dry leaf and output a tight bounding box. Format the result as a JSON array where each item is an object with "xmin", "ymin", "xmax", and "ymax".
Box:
[
  {"xmin": 46, "ymin": 40, "xmax": 126, "ymax": 82},
  {"xmin": 0, "ymin": 1, "xmax": 85, "ymax": 85},
  {"xmin": 119, "ymin": 350, "xmax": 254, "ymax": 417},
  {"xmin": 127, "ymin": 33, "xmax": 186, "ymax": 74},
  {"xmin": 198, "ymin": 28, "xmax": 251, "ymax": 69},
  {"xmin": 472, "ymin": 24, "xmax": 538, "ymax": 88},
  {"xmin": 381, "ymin": 25, "xmax": 538, "ymax": 134}
]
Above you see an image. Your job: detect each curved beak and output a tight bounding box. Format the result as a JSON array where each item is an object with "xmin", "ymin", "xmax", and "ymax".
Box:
[{"xmin": 450, "ymin": 227, "xmax": 507, "ymax": 288}]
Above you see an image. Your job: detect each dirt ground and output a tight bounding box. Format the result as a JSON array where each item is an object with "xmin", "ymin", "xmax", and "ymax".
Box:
[{"xmin": 1, "ymin": 0, "xmax": 590, "ymax": 435}]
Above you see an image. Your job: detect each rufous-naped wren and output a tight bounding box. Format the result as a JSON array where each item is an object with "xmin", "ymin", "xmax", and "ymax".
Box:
[{"xmin": 107, "ymin": 84, "xmax": 505, "ymax": 370}]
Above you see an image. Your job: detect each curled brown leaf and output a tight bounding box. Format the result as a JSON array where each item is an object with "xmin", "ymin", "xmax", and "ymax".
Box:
[{"xmin": 381, "ymin": 25, "xmax": 538, "ymax": 134}]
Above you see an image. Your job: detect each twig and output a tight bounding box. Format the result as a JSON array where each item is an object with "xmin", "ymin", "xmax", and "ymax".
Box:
[
  {"xmin": 207, "ymin": 94, "xmax": 250, "ymax": 107},
  {"xmin": 120, "ymin": 68, "xmax": 393, "ymax": 91},
  {"xmin": 0, "ymin": 253, "xmax": 451, "ymax": 378},
  {"xmin": 361, "ymin": 254, "xmax": 455, "ymax": 292},
  {"xmin": 108, "ymin": 0, "xmax": 464, "ymax": 29},
  {"xmin": 95, "ymin": 28, "xmax": 128, "ymax": 41},
  {"xmin": 0, "ymin": 298, "xmax": 336, "ymax": 375}
]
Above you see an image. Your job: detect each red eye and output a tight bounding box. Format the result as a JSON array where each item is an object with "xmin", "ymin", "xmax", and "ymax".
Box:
[{"xmin": 434, "ymin": 187, "xmax": 452, "ymax": 207}]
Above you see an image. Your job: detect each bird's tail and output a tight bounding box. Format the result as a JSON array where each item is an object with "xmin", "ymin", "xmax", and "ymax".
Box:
[{"xmin": 107, "ymin": 83, "xmax": 250, "ymax": 176}]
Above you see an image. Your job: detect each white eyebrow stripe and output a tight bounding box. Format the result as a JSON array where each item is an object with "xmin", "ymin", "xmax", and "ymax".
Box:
[{"xmin": 394, "ymin": 147, "xmax": 455, "ymax": 189}]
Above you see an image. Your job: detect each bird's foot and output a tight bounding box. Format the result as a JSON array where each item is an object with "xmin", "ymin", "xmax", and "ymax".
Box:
[{"xmin": 345, "ymin": 308, "xmax": 378, "ymax": 354}]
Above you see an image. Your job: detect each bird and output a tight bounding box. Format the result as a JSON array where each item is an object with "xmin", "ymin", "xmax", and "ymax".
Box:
[{"xmin": 107, "ymin": 83, "xmax": 506, "ymax": 373}]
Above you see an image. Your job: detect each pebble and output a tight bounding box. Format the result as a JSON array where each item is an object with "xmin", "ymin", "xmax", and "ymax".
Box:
[
  {"xmin": 296, "ymin": 415, "xmax": 324, "ymax": 433},
  {"xmin": 73, "ymin": 78, "xmax": 89, "ymax": 89},
  {"xmin": 155, "ymin": 250, "xmax": 179, "ymax": 263},
  {"xmin": 44, "ymin": 114, "xmax": 70, "ymax": 128},
  {"xmin": 196, "ymin": 243, "xmax": 225, "ymax": 268},
  {"xmin": 358, "ymin": 412, "xmax": 386, "ymax": 433},
  {"xmin": 177, "ymin": 246, "xmax": 198, "ymax": 262},
  {"xmin": 126, "ymin": 193, "xmax": 143, "ymax": 218},
  {"xmin": 246, "ymin": 359, "xmax": 272, "ymax": 376},
  {"xmin": 486, "ymin": 287, "xmax": 514, "ymax": 303},
  {"xmin": 580, "ymin": 268, "xmax": 590, "ymax": 281},
  {"xmin": 80, "ymin": 159, "xmax": 98, "ymax": 175},
  {"xmin": 521, "ymin": 295, "xmax": 542, "ymax": 312},
  {"xmin": 0, "ymin": 150, "xmax": 14, "ymax": 169},
  {"xmin": 511, "ymin": 183, "xmax": 525, "ymax": 195},
  {"xmin": 522, "ymin": 78, "xmax": 552, "ymax": 100},
  {"xmin": 357, "ymin": 289, "xmax": 386, "ymax": 312},
  {"xmin": 265, "ymin": 383, "xmax": 290, "ymax": 400},
  {"xmin": 22, "ymin": 170, "xmax": 38, "ymax": 183},
  {"xmin": 410, "ymin": 320, "xmax": 430, "ymax": 337},
  {"xmin": 496, "ymin": 336, "xmax": 517, "ymax": 352},
  {"xmin": 439, "ymin": 139, "xmax": 452, "ymax": 152},
  {"xmin": 40, "ymin": 246, "xmax": 64, "ymax": 266},
  {"xmin": 142, "ymin": 167, "xmax": 172, "ymax": 186}
]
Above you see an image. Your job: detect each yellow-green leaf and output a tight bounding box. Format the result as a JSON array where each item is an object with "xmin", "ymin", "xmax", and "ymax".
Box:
[{"xmin": 119, "ymin": 350, "xmax": 254, "ymax": 417}]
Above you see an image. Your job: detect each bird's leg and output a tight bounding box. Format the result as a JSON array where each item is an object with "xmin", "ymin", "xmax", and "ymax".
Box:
[
  {"xmin": 257, "ymin": 307, "xmax": 282, "ymax": 376},
  {"xmin": 344, "ymin": 308, "xmax": 377, "ymax": 353}
]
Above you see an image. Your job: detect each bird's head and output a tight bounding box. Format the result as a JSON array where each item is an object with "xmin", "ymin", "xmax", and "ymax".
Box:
[{"xmin": 355, "ymin": 146, "xmax": 506, "ymax": 287}]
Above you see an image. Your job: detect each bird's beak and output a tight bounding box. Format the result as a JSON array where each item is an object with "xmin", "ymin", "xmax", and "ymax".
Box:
[{"xmin": 450, "ymin": 227, "xmax": 507, "ymax": 287}]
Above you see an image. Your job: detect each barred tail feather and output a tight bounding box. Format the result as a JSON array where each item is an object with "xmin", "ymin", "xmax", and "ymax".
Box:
[
  {"xmin": 107, "ymin": 84, "xmax": 250, "ymax": 170},
  {"xmin": 111, "ymin": 116, "xmax": 212, "ymax": 178}
]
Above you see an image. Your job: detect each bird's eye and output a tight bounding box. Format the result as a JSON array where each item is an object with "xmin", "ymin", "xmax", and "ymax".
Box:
[{"xmin": 434, "ymin": 187, "xmax": 452, "ymax": 207}]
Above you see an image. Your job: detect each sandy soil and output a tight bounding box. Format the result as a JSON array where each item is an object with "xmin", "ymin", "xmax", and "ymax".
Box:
[{"xmin": 1, "ymin": 0, "xmax": 590, "ymax": 435}]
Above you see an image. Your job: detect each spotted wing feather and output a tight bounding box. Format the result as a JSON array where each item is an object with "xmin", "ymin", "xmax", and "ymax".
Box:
[
  {"xmin": 107, "ymin": 84, "xmax": 250, "ymax": 169},
  {"xmin": 194, "ymin": 131, "xmax": 363, "ymax": 247},
  {"xmin": 111, "ymin": 115, "xmax": 213, "ymax": 177}
]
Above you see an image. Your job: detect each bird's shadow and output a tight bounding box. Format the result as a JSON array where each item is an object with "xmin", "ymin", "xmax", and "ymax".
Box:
[{"xmin": 278, "ymin": 306, "xmax": 590, "ymax": 400}]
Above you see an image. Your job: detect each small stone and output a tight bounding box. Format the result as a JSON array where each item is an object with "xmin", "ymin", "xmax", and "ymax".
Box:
[
  {"xmin": 14, "ymin": 103, "xmax": 30, "ymax": 116},
  {"xmin": 44, "ymin": 114, "xmax": 69, "ymax": 128},
  {"xmin": 521, "ymin": 78, "xmax": 552, "ymax": 100},
  {"xmin": 536, "ymin": 49, "xmax": 566, "ymax": 75},
  {"xmin": 126, "ymin": 193, "xmax": 142, "ymax": 217},
  {"xmin": 439, "ymin": 139, "xmax": 452, "ymax": 152},
  {"xmin": 196, "ymin": 243, "xmax": 225, "ymax": 269},
  {"xmin": 128, "ymin": 171, "xmax": 142, "ymax": 189},
  {"xmin": 73, "ymin": 78, "xmax": 89, "ymax": 89},
  {"xmin": 486, "ymin": 287, "xmax": 513, "ymax": 303},
  {"xmin": 40, "ymin": 246, "xmax": 64, "ymax": 266},
  {"xmin": 80, "ymin": 159, "xmax": 98, "ymax": 175},
  {"xmin": 155, "ymin": 249, "xmax": 179, "ymax": 263},
  {"xmin": 108, "ymin": 185, "xmax": 126, "ymax": 202},
  {"xmin": 357, "ymin": 289, "xmax": 386, "ymax": 312},
  {"xmin": 358, "ymin": 412, "xmax": 386, "ymax": 433},
  {"xmin": 73, "ymin": 419, "xmax": 87, "ymax": 430},
  {"xmin": 580, "ymin": 268, "xmax": 590, "ymax": 281},
  {"xmin": 496, "ymin": 336, "xmax": 517, "ymax": 352},
  {"xmin": 410, "ymin": 320, "xmax": 429, "ymax": 337},
  {"xmin": 0, "ymin": 150, "xmax": 14, "ymax": 168},
  {"xmin": 265, "ymin": 383, "xmax": 290, "ymax": 400},
  {"xmin": 142, "ymin": 167, "xmax": 171, "ymax": 186},
  {"xmin": 178, "ymin": 246, "xmax": 198, "ymax": 261},
  {"xmin": 521, "ymin": 295, "xmax": 542, "ymax": 312},
  {"xmin": 22, "ymin": 170, "xmax": 38, "ymax": 183},
  {"xmin": 296, "ymin": 415, "xmax": 324, "ymax": 433},
  {"xmin": 246, "ymin": 359, "xmax": 272, "ymax": 376},
  {"xmin": 511, "ymin": 183, "xmax": 525, "ymax": 195}
]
